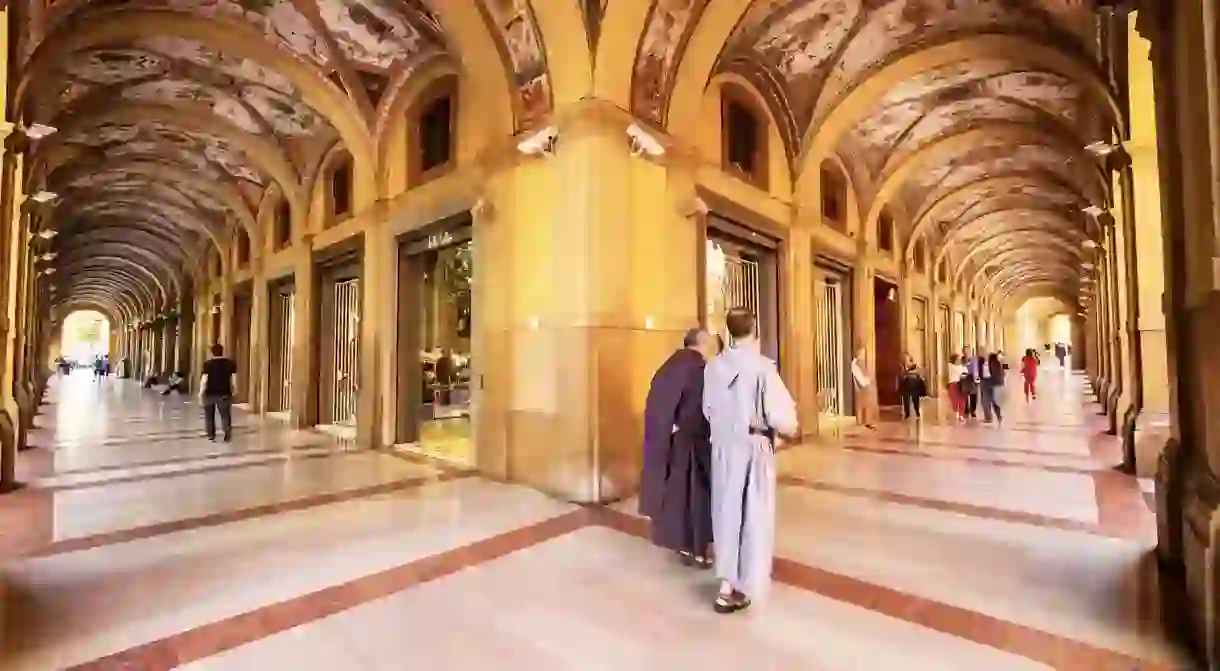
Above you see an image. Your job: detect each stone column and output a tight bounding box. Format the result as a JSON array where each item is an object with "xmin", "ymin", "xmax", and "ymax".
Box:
[
  {"xmin": 475, "ymin": 103, "xmax": 701, "ymax": 502},
  {"xmin": 290, "ymin": 235, "xmax": 317, "ymax": 428},
  {"xmin": 162, "ymin": 316, "xmax": 178, "ymax": 378},
  {"xmin": 248, "ymin": 267, "xmax": 269, "ymax": 413},
  {"xmin": 356, "ymin": 213, "xmax": 390, "ymax": 445},
  {"xmin": 177, "ymin": 291, "xmax": 194, "ymax": 383}
]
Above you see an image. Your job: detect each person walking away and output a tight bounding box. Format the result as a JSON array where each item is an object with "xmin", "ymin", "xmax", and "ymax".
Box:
[
  {"xmin": 1021, "ymin": 349, "xmax": 1039, "ymax": 401},
  {"xmin": 851, "ymin": 346, "xmax": 880, "ymax": 430},
  {"xmin": 946, "ymin": 354, "xmax": 966, "ymax": 422},
  {"xmin": 1054, "ymin": 342, "xmax": 1067, "ymax": 367},
  {"xmin": 639, "ymin": 328, "xmax": 718, "ymax": 568},
  {"xmin": 978, "ymin": 349, "xmax": 996, "ymax": 423},
  {"xmin": 703, "ymin": 309, "xmax": 798, "ymax": 614},
  {"xmin": 898, "ymin": 352, "xmax": 924, "ymax": 420},
  {"xmin": 162, "ymin": 371, "xmax": 188, "ymax": 396},
  {"xmin": 199, "ymin": 344, "xmax": 237, "ymax": 441},
  {"xmin": 960, "ymin": 347, "xmax": 979, "ymax": 418},
  {"xmin": 92, "ymin": 355, "xmax": 106, "ymax": 381},
  {"xmin": 985, "ymin": 353, "xmax": 1007, "ymax": 424}
]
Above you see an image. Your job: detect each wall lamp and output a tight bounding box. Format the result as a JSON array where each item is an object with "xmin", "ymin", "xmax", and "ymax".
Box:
[
  {"xmin": 1084, "ymin": 141, "xmax": 1117, "ymax": 157},
  {"xmin": 40, "ymin": 252, "xmax": 57, "ymax": 262},
  {"xmin": 21, "ymin": 124, "xmax": 57, "ymax": 140},
  {"xmin": 29, "ymin": 191, "xmax": 58, "ymax": 204},
  {"xmin": 1081, "ymin": 205, "xmax": 1105, "ymax": 218},
  {"xmin": 37, "ymin": 228, "xmax": 58, "ymax": 239},
  {"xmin": 516, "ymin": 126, "xmax": 558, "ymax": 157},
  {"xmin": 627, "ymin": 123, "xmax": 665, "ymax": 158}
]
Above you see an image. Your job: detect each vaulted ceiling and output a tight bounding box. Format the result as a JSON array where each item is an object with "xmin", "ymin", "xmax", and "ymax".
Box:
[
  {"xmin": 631, "ymin": 0, "xmax": 1118, "ymax": 307},
  {"xmin": 17, "ymin": 0, "xmax": 1118, "ymax": 323}
]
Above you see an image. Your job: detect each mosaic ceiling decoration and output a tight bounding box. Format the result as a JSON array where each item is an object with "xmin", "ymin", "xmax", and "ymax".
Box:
[
  {"xmin": 22, "ymin": 0, "xmax": 472, "ymax": 314},
  {"xmin": 626, "ymin": 0, "xmax": 1107, "ymax": 299}
]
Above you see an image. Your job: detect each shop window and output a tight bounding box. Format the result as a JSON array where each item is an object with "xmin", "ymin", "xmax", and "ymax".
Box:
[
  {"xmin": 721, "ymin": 90, "xmax": 767, "ymax": 188},
  {"xmin": 878, "ymin": 211, "xmax": 894, "ymax": 252},
  {"xmin": 914, "ymin": 239, "xmax": 927, "ymax": 273},
  {"xmin": 821, "ymin": 161, "xmax": 846, "ymax": 228},
  {"xmin": 236, "ymin": 228, "xmax": 250, "ymax": 267},
  {"xmin": 329, "ymin": 154, "xmax": 353, "ymax": 218},
  {"xmin": 275, "ymin": 199, "xmax": 291, "ymax": 249},
  {"xmin": 412, "ymin": 77, "xmax": 458, "ymax": 183}
]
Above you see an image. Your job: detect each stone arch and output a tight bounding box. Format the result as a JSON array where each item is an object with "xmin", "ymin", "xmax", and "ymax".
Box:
[
  {"xmin": 933, "ymin": 203, "xmax": 1093, "ymax": 267},
  {"xmin": 59, "ymin": 263, "xmax": 160, "ymax": 315},
  {"xmin": 18, "ymin": 9, "xmax": 376, "ymax": 174},
  {"xmin": 421, "ymin": 0, "xmax": 543, "ymax": 134},
  {"xmin": 57, "ymin": 254, "xmax": 171, "ymax": 305},
  {"xmin": 306, "ymin": 140, "xmax": 357, "ymax": 228},
  {"xmin": 796, "ymin": 33, "xmax": 1124, "ymax": 188},
  {"xmin": 700, "ymin": 72, "xmax": 794, "ymax": 196},
  {"xmin": 963, "ymin": 240, "xmax": 1084, "ymax": 289},
  {"xmin": 55, "ymin": 238, "xmax": 184, "ymax": 298},
  {"xmin": 375, "ymin": 60, "xmax": 462, "ymax": 197},
  {"xmin": 56, "ymin": 300, "xmax": 123, "ymax": 329},
  {"xmin": 592, "ymin": 0, "xmax": 655, "ymax": 107}
]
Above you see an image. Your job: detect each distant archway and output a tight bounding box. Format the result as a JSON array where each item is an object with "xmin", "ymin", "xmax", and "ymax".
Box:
[{"xmin": 60, "ymin": 310, "xmax": 110, "ymax": 365}]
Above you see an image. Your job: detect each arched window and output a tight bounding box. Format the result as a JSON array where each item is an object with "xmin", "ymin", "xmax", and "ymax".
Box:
[
  {"xmin": 236, "ymin": 228, "xmax": 250, "ymax": 267},
  {"xmin": 721, "ymin": 88, "xmax": 767, "ymax": 188},
  {"xmin": 211, "ymin": 248, "xmax": 222, "ymax": 278},
  {"xmin": 820, "ymin": 161, "xmax": 846, "ymax": 228},
  {"xmin": 329, "ymin": 153, "xmax": 353, "ymax": 219},
  {"xmin": 878, "ymin": 211, "xmax": 894, "ymax": 252},
  {"xmin": 275, "ymin": 199, "xmax": 291, "ymax": 249},
  {"xmin": 937, "ymin": 260, "xmax": 947, "ymax": 283},
  {"xmin": 412, "ymin": 77, "xmax": 458, "ymax": 183},
  {"xmin": 914, "ymin": 239, "xmax": 927, "ymax": 273}
]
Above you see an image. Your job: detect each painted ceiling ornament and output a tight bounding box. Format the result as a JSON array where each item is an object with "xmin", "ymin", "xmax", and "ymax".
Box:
[{"xmin": 632, "ymin": 0, "xmax": 710, "ymax": 125}]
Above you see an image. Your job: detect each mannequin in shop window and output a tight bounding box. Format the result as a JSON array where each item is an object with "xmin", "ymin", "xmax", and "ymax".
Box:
[{"xmin": 851, "ymin": 346, "xmax": 879, "ymax": 430}]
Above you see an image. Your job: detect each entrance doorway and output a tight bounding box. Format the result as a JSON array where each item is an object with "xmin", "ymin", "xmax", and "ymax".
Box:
[
  {"xmin": 938, "ymin": 303, "xmax": 951, "ymax": 386},
  {"xmin": 703, "ymin": 215, "xmax": 780, "ymax": 361},
  {"xmin": 395, "ymin": 216, "xmax": 474, "ymax": 465},
  {"xmin": 815, "ymin": 260, "xmax": 853, "ymax": 421},
  {"xmin": 231, "ymin": 288, "xmax": 253, "ymax": 403},
  {"xmin": 268, "ymin": 281, "xmax": 295, "ymax": 414},
  {"xmin": 910, "ymin": 296, "xmax": 928, "ymax": 371},
  {"xmin": 873, "ymin": 277, "xmax": 901, "ymax": 407},
  {"xmin": 317, "ymin": 256, "xmax": 362, "ymax": 431}
]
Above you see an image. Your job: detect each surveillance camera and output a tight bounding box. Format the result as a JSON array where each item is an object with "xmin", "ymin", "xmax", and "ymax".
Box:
[
  {"xmin": 626, "ymin": 123, "xmax": 665, "ymax": 158},
  {"xmin": 516, "ymin": 126, "xmax": 558, "ymax": 157}
]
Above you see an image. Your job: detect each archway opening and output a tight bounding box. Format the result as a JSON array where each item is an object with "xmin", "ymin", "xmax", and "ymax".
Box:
[{"xmin": 59, "ymin": 310, "xmax": 111, "ymax": 369}]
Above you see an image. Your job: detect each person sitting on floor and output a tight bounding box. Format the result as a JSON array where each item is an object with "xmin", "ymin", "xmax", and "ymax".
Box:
[{"xmin": 162, "ymin": 371, "xmax": 188, "ymax": 395}]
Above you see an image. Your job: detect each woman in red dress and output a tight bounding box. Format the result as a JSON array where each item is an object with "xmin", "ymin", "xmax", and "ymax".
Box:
[{"xmin": 1020, "ymin": 349, "xmax": 1039, "ymax": 401}]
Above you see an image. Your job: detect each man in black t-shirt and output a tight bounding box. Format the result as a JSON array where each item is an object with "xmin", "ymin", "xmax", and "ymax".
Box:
[{"xmin": 199, "ymin": 344, "xmax": 237, "ymax": 441}]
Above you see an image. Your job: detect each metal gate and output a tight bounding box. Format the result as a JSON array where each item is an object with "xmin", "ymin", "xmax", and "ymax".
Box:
[
  {"xmin": 816, "ymin": 277, "xmax": 846, "ymax": 416},
  {"xmin": 269, "ymin": 290, "xmax": 294, "ymax": 412},
  {"xmin": 328, "ymin": 279, "xmax": 360, "ymax": 426},
  {"xmin": 723, "ymin": 255, "xmax": 760, "ymax": 317}
]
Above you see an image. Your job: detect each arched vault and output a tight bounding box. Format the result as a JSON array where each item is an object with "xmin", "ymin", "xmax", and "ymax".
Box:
[
  {"xmin": 21, "ymin": 0, "xmax": 548, "ymax": 319},
  {"xmin": 631, "ymin": 0, "xmax": 1118, "ymax": 303}
]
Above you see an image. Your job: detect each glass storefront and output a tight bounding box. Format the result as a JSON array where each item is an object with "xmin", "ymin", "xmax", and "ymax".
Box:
[{"xmin": 403, "ymin": 237, "xmax": 473, "ymax": 464}]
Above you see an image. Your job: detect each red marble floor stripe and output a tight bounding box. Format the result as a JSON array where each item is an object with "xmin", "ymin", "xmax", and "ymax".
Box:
[
  {"xmin": 372, "ymin": 446, "xmax": 470, "ymax": 474},
  {"xmin": 832, "ymin": 443, "xmax": 1106, "ymax": 475},
  {"xmin": 777, "ymin": 475, "xmax": 1153, "ymax": 542},
  {"xmin": 837, "ymin": 433, "xmax": 1095, "ymax": 458},
  {"xmin": 66, "ymin": 509, "xmax": 592, "ymax": 671},
  {"xmin": 28, "ymin": 470, "xmax": 475, "ymax": 559},
  {"xmin": 591, "ymin": 508, "xmax": 1171, "ymax": 671},
  {"xmin": 35, "ymin": 448, "xmax": 370, "ymax": 492}
]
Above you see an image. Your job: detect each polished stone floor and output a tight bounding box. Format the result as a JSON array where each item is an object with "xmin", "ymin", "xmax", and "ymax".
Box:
[{"xmin": 0, "ymin": 368, "xmax": 1197, "ymax": 670}]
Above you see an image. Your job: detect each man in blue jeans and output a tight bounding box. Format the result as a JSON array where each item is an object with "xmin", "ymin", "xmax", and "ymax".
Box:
[{"xmin": 198, "ymin": 343, "xmax": 237, "ymax": 441}]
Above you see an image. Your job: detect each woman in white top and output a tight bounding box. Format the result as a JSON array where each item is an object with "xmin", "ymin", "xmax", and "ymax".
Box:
[
  {"xmin": 946, "ymin": 353, "xmax": 966, "ymax": 422},
  {"xmin": 851, "ymin": 346, "xmax": 879, "ymax": 430}
]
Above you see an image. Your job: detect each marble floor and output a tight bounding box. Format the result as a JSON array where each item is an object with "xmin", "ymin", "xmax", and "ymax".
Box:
[{"xmin": 0, "ymin": 369, "xmax": 1198, "ymax": 670}]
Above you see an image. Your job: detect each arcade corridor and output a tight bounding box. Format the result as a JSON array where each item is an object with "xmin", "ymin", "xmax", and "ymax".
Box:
[
  {"xmin": 0, "ymin": 370, "xmax": 1193, "ymax": 669},
  {"xmin": 2, "ymin": 0, "xmax": 1220, "ymax": 666}
]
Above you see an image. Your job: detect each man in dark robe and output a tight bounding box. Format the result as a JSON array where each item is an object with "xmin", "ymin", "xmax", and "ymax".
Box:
[{"xmin": 639, "ymin": 328, "xmax": 717, "ymax": 566}]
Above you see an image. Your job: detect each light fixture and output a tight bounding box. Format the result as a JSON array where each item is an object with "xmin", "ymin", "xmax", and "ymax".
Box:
[
  {"xmin": 1081, "ymin": 261, "xmax": 1094, "ymax": 269},
  {"xmin": 40, "ymin": 252, "xmax": 56, "ymax": 262},
  {"xmin": 29, "ymin": 191, "xmax": 58, "ymax": 204},
  {"xmin": 1084, "ymin": 141, "xmax": 1116, "ymax": 157},
  {"xmin": 43, "ymin": 267, "xmax": 55, "ymax": 275},
  {"xmin": 1082, "ymin": 239, "xmax": 1097, "ymax": 249},
  {"xmin": 22, "ymin": 124, "xmax": 57, "ymax": 140},
  {"xmin": 626, "ymin": 123, "xmax": 665, "ymax": 158},
  {"xmin": 1082, "ymin": 205, "xmax": 1105, "ymax": 217},
  {"xmin": 37, "ymin": 228, "xmax": 57, "ymax": 239},
  {"xmin": 516, "ymin": 126, "xmax": 558, "ymax": 157}
]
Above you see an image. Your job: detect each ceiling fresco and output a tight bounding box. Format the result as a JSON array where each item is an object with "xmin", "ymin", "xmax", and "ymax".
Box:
[{"xmin": 24, "ymin": 0, "xmax": 1108, "ymax": 316}]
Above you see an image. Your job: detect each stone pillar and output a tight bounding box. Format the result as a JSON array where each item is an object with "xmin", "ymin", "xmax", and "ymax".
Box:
[
  {"xmin": 787, "ymin": 219, "xmax": 818, "ymax": 438},
  {"xmin": 290, "ymin": 236, "xmax": 317, "ymax": 428},
  {"xmin": 248, "ymin": 268, "xmax": 269, "ymax": 413},
  {"xmin": 357, "ymin": 211, "xmax": 392, "ymax": 446},
  {"xmin": 177, "ymin": 292, "xmax": 194, "ymax": 383},
  {"xmin": 1103, "ymin": 217, "xmax": 1125, "ymax": 432},
  {"xmin": 162, "ymin": 317, "xmax": 178, "ymax": 378},
  {"xmin": 475, "ymin": 104, "xmax": 701, "ymax": 502}
]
